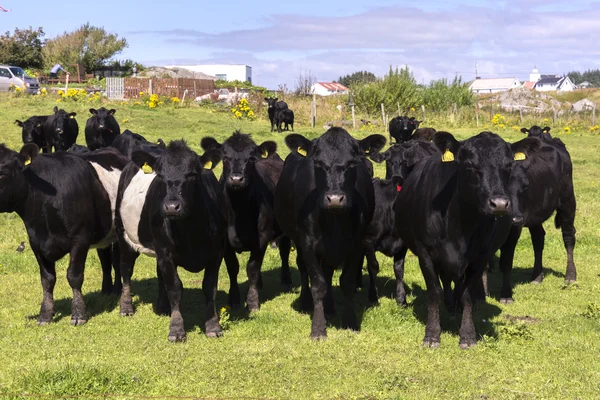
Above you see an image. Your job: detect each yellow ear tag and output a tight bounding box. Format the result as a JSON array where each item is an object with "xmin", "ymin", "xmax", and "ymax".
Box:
[
  {"xmin": 36, "ymin": 123, "xmax": 41, "ymax": 127},
  {"xmin": 141, "ymin": 162, "xmax": 153, "ymax": 174},
  {"xmin": 261, "ymin": 149, "xmax": 268, "ymax": 159},
  {"xmin": 70, "ymin": 115, "xmax": 75, "ymax": 119},
  {"xmin": 514, "ymin": 152, "xmax": 526, "ymax": 161},
  {"xmin": 203, "ymin": 160, "xmax": 213, "ymax": 169},
  {"xmin": 24, "ymin": 158, "xmax": 31, "ymax": 166},
  {"xmin": 365, "ymin": 148, "xmax": 370, "ymax": 154},
  {"xmin": 442, "ymin": 149, "xmax": 454, "ymax": 162},
  {"xmin": 297, "ymin": 147, "xmax": 307, "ymax": 157}
]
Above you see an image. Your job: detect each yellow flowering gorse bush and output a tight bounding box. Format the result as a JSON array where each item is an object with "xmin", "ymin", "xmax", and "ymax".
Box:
[{"xmin": 231, "ymin": 98, "xmax": 256, "ymax": 120}]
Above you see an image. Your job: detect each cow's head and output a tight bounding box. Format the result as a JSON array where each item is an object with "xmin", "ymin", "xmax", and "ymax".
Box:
[
  {"xmin": 434, "ymin": 131, "xmax": 515, "ymax": 216},
  {"xmin": 392, "ymin": 116, "xmax": 422, "ymax": 143},
  {"xmin": 371, "ymin": 140, "xmax": 439, "ymax": 181},
  {"xmin": 52, "ymin": 106, "xmax": 76, "ymax": 135},
  {"xmin": 265, "ymin": 97, "xmax": 278, "ymax": 109},
  {"xmin": 520, "ymin": 125, "xmax": 551, "ymax": 139},
  {"xmin": 201, "ymin": 131, "xmax": 276, "ymax": 191},
  {"xmin": 0, "ymin": 143, "xmax": 39, "ymax": 212},
  {"xmin": 508, "ymin": 137, "xmax": 542, "ymax": 226},
  {"xmin": 15, "ymin": 117, "xmax": 45, "ymax": 144},
  {"xmin": 285, "ymin": 127, "xmax": 386, "ymax": 211},
  {"xmin": 89, "ymin": 107, "xmax": 116, "ymax": 131},
  {"xmin": 132, "ymin": 140, "xmax": 222, "ymax": 219}
]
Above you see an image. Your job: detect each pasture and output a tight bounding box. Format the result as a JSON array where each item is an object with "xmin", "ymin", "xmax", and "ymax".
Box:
[{"xmin": 0, "ymin": 95, "xmax": 599, "ymax": 399}]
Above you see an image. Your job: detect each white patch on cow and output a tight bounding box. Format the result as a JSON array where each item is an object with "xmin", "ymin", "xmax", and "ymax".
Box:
[
  {"xmin": 90, "ymin": 161, "xmax": 122, "ymax": 249},
  {"xmin": 120, "ymin": 168, "xmax": 157, "ymax": 257}
]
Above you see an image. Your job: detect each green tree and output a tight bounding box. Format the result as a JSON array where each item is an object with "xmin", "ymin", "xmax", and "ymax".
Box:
[
  {"xmin": 337, "ymin": 71, "xmax": 377, "ymax": 88},
  {"xmin": 43, "ymin": 23, "xmax": 127, "ymax": 73},
  {"xmin": 0, "ymin": 27, "xmax": 45, "ymax": 69},
  {"xmin": 567, "ymin": 69, "xmax": 600, "ymax": 87}
]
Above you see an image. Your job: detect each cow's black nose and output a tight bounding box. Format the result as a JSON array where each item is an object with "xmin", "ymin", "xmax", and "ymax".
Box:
[
  {"xmin": 163, "ymin": 201, "xmax": 182, "ymax": 216},
  {"xmin": 229, "ymin": 174, "xmax": 245, "ymax": 185},
  {"xmin": 326, "ymin": 193, "xmax": 346, "ymax": 208},
  {"xmin": 489, "ymin": 197, "xmax": 510, "ymax": 214}
]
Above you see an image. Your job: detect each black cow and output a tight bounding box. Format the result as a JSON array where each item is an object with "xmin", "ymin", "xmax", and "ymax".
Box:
[
  {"xmin": 115, "ymin": 140, "xmax": 227, "ymax": 342},
  {"xmin": 0, "ymin": 143, "xmax": 126, "ymax": 325},
  {"xmin": 394, "ymin": 131, "xmax": 517, "ymax": 348},
  {"xmin": 200, "ymin": 131, "xmax": 292, "ymax": 311},
  {"xmin": 275, "ymin": 108, "xmax": 295, "ymax": 133},
  {"xmin": 411, "ymin": 127, "xmax": 436, "ymax": 142},
  {"xmin": 494, "ymin": 135, "xmax": 576, "ymax": 303},
  {"xmin": 389, "ymin": 116, "xmax": 421, "ymax": 143},
  {"xmin": 68, "ymin": 144, "xmax": 91, "ymax": 154},
  {"xmin": 15, "ymin": 116, "xmax": 49, "ymax": 151},
  {"xmin": 43, "ymin": 106, "xmax": 79, "ymax": 152},
  {"xmin": 110, "ymin": 130, "xmax": 165, "ymax": 159},
  {"xmin": 521, "ymin": 125, "xmax": 552, "ymax": 142},
  {"xmin": 265, "ymin": 97, "xmax": 288, "ymax": 132},
  {"xmin": 363, "ymin": 141, "xmax": 440, "ymax": 305},
  {"xmin": 85, "ymin": 108, "xmax": 121, "ymax": 150},
  {"xmin": 274, "ymin": 128, "xmax": 386, "ymax": 338}
]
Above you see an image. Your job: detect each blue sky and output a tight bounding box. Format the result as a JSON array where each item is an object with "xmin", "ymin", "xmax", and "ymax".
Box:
[{"xmin": 2, "ymin": 0, "xmax": 600, "ymax": 88}]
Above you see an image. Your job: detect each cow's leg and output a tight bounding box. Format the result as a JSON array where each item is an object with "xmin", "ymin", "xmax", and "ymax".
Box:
[
  {"xmin": 246, "ymin": 245, "xmax": 267, "ymax": 312},
  {"xmin": 499, "ymin": 226, "xmax": 522, "ymax": 304},
  {"xmin": 224, "ymin": 243, "xmax": 241, "ymax": 308},
  {"xmin": 557, "ymin": 196, "xmax": 577, "ymax": 283},
  {"xmin": 393, "ymin": 246, "xmax": 409, "ymax": 306},
  {"xmin": 156, "ymin": 252, "xmax": 185, "ymax": 342},
  {"xmin": 119, "ymin": 244, "xmax": 139, "ymax": 317},
  {"xmin": 111, "ymin": 243, "xmax": 122, "ymax": 294},
  {"xmin": 419, "ymin": 256, "xmax": 442, "ymax": 347},
  {"xmin": 323, "ymin": 265, "xmax": 335, "ymax": 316},
  {"xmin": 365, "ymin": 250, "xmax": 379, "ymax": 304},
  {"xmin": 67, "ymin": 244, "xmax": 89, "ymax": 326},
  {"xmin": 203, "ymin": 255, "xmax": 223, "ymax": 338},
  {"xmin": 355, "ymin": 253, "xmax": 364, "ymax": 291},
  {"xmin": 458, "ymin": 282, "xmax": 477, "ymax": 349},
  {"xmin": 34, "ymin": 250, "xmax": 56, "ymax": 325},
  {"xmin": 278, "ymin": 236, "xmax": 293, "ymax": 290},
  {"xmin": 154, "ymin": 261, "xmax": 170, "ymax": 316},
  {"xmin": 291, "ymin": 121, "xmax": 294, "ymax": 132},
  {"xmin": 306, "ymin": 252, "xmax": 328, "ymax": 339},
  {"xmin": 340, "ymin": 255, "xmax": 360, "ymax": 331},
  {"xmin": 297, "ymin": 250, "xmax": 313, "ymax": 312},
  {"xmin": 97, "ymin": 247, "xmax": 113, "ymax": 295},
  {"xmin": 529, "ymin": 225, "xmax": 545, "ymax": 283},
  {"xmin": 440, "ymin": 273, "xmax": 455, "ymax": 313}
]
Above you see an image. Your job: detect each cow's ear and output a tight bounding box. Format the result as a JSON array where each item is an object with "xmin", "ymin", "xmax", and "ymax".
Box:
[
  {"xmin": 15, "ymin": 120, "xmax": 23, "ymax": 127},
  {"xmin": 53, "ymin": 106, "xmax": 59, "ymax": 113},
  {"xmin": 360, "ymin": 134, "xmax": 386, "ymax": 157},
  {"xmin": 69, "ymin": 112, "xmax": 77, "ymax": 119},
  {"xmin": 109, "ymin": 109, "xmax": 116, "ymax": 115},
  {"xmin": 433, "ymin": 131, "xmax": 460, "ymax": 162},
  {"xmin": 511, "ymin": 137, "xmax": 542, "ymax": 159},
  {"xmin": 199, "ymin": 149, "xmax": 222, "ymax": 170},
  {"xmin": 257, "ymin": 141, "xmax": 277, "ymax": 159},
  {"xmin": 542, "ymin": 126, "xmax": 551, "ymax": 133},
  {"xmin": 285, "ymin": 134, "xmax": 312, "ymax": 157},
  {"xmin": 369, "ymin": 149, "xmax": 389, "ymax": 163},
  {"xmin": 19, "ymin": 143, "xmax": 40, "ymax": 167},
  {"xmin": 131, "ymin": 150, "xmax": 158, "ymax": 174},
  {"xmin": 157, "ymin": 138, "xmax": 166, "ymax": 149},
  {"xmin": 200, "ymin": 137, "xmax": 221, "ymax": 151},
  {"xmin": 520, "ymin": 127, "xmax": 529, "ymax": 135},
  {"xmin": 391, "ymin": 175, "xmax": 405, "ymax": 189},
  {"xmin": 89, "ymin": 108, "xmax": 97, "ymax": 115}
]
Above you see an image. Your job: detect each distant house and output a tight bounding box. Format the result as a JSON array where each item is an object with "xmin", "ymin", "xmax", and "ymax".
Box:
[
  {"xmin": 523, "ymin": 67, "xmax": 575, "ymax": 92},
  {"xmin": 578, "ymin": 81, "xmax": 591, "ymax": 89},
  {"xmin": 165, "ymin": 64, "xmax": 252, "ymax": 83},
  {"xmin": 468, "ymin": 78, "xmax": 521, "ymax": 94},
  {"xmin": 311, "ymin": 82, "xmax": 349, "ymax": 96}
]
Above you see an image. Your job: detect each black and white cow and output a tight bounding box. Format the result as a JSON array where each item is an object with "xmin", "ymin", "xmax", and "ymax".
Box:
[
  {"xmin": 0, "ymin": 143, "xmax": 126, "ymax": 325},
  {"xmin": 115, "ymin": 140, "xmax": 227, "ymax": 342},
  {"xmin": 85, "ymin": 107, "xmax": 121, "ymax": 150},
  {"xmin": 200, "ymin": 131, "xmax": 292, "ymax": 311},
  {"xmin": 275, "ymin": 128, "xmax": 386, "ymax": 339}
]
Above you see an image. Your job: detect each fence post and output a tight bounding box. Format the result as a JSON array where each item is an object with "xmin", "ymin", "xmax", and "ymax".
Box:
[
  {"xmin": 552, "ymin": 108, "xmax": 557, "ymax": 126},
  {"xmin": 490, "ymin": 103, "xmax": 494, "ymax": 120},
  {"xmin": 397, "ymin": 102, "xmax": 401, "ymax": 117},
  {"xmin": 421, "ymin": 105, "xmax": 426, "ymax": 122},
  {"xmin": 351, "ymin": 105, "xmax": 356, "ymax": 129},
  {"xmin": 381, "ymin": 103, "xmax": 386, "ymax": 127},
  {"xmin": 65, "ymin": 73, "xmax": 70, "ymax": 92},
  {"xmin": 194, "ymin": 81, "xmax": 197, "ymax": 98},
  {"xmin": 519, "ymin": 106, "xmax": 523, "ymax": 125},
  {"xmin": 593, "ymin": 105, "xmax": 596, "ymax": 126},
  {"xmin": 311, "ymin": 94, "xmax": 316, "ymax": 129},
  {"xmin": 149, "ymin": 79, "xmax": 153, "ymax": 96}
]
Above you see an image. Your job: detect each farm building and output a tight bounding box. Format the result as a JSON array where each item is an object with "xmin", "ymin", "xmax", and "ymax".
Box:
[
  {"xmin": 311, "ymin": 82, "xmax": 349, "ymax": 96},
  {"xmin": 468, "ymin": 77, "xmax": 522, "ymax": 94},
  {"xmin": 165, "ymin": 64, "xmax": 252, "ymax": 83},
  {"xmin": 523, "ymin": 67, "xmax": 576, "ymax": 92}
]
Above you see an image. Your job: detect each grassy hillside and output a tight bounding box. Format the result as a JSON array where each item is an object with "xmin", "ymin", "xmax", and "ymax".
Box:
[{"xmin": 0, "ymin": 94, "xmax": 599, "ymax": 399}]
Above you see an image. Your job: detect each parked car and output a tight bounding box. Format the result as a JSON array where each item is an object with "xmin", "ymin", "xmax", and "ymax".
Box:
[{"xmin": 0, "ymin": 66, "xmax": 40, "ymax": 94}]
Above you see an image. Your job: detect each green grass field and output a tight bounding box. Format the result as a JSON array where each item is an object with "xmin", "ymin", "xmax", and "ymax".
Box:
[{"xmin": 0, "ymin": 95, "xmax": 599, "ymax": 399}]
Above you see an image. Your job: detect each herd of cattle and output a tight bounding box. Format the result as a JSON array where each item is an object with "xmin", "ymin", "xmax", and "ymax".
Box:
[{"xmin": 2, "ymin": 106, "xmax": 576, "ymax": 348}]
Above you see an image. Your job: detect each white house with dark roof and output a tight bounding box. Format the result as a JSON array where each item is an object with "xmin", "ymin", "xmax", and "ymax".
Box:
[
  {"xmin": 311, "ymin": 82, "xmax": 349, "ymax": 96},
  {"xmin": 523, "ymin": 67, "xmax": 576, "ymax": 92},
  {"xmin": 468, "ymin": 77, "xmax": 521, "ymax": 94}
]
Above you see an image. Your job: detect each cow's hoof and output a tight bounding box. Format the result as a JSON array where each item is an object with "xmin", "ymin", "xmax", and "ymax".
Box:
[
  {"xmin": 37, "ymin": 320, "xmax": 51, "ymax": 326},
  {"xmin": 310, "ymin": 334, "xmax": 327, "ymax": 341},
  {"xmin": 423, "ymin": 338, "xmax": 440, "ymax": 348},
  {"xmin": 531, "ymin": 273, "xmax": 544, "ymax": 284},
  {"xmin": 281, "ymin": 283, "xmax": 293, "ymax": 293},
  {"xmin": 206, "ymin": 330, "xmax": 223, "ymax": 338},
  {"xmin": 120, "ymin": 308, "xmax": 134, "ymax": 317},
  {"xmin": 565, "ymin": 278, "xmax": 576, "ymax": 284},
  {"xmin": 168, "ymin": 333, "xmax": 186, "ymax": 342},
  {"xmin": 500, "ymin": 297, "xmax": 514, "ymax": 304},
  {"xmin": 395, "ymin": 297, "xmax": 407, "ymax": 307},
  {"xmin": 247, "ymin": 305, "xmax": 260, "ymax": 313},
  {"xmin": 459, "ymin": 341, "xmax": 476, "ymax": 350},
  {"xmin": 70, "ymin": 318, "xmax": 87, "ymax": 326}
]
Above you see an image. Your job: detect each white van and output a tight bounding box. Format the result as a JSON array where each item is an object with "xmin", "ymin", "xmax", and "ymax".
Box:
[{"xmin": 0, "ymin": 65, "xmax": 41, "ymax": 94}]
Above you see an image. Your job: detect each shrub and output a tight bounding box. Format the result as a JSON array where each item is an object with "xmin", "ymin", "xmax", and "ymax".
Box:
[{"xmin": 231, "ymin": 98, "xmax": 256, "ymax": 120}]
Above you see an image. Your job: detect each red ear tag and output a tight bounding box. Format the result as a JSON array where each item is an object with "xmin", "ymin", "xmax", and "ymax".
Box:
[{"xmin": 396, "ymin": 184, "xmax": 402, "ymax": 193}]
